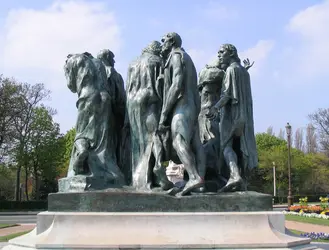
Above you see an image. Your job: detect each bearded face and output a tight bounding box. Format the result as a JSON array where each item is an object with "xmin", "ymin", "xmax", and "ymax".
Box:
[{"xmin": 161, "ymin": 35, "xmax": 173, "ymax": 57}]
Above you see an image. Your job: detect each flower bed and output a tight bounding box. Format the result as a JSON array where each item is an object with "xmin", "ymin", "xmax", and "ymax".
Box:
[
  {"xmin": 287, "ymin": 205, "xmax": 329, "ymax": 215},
  {"xmin": 300, "ymin": 232, "xmax": 329, "ymax": 241},
  {"xmin": 284, "ymin": 196, "xmax": 329, "ymax": 219},
  {"xmin": 283, "ymin": 210, "xmax": 329, "ymax": 219}
]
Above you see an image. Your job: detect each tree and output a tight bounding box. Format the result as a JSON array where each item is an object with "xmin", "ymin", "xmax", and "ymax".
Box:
[
  {"xmin": 309, "ymin": 108, "xmax": 329, "ymax": 154},
  {"xmin": 255, "ymin": 133, "xmax": 286, "ymax": 151},
  {"xmin": 0, "ymin": 164, "xmax": 16, "ymax": 200},
  {"xmin": 0, "ymin": 76, "xmax": 25, "ymax": 161},
  {"xmin": 27, "ymin": 106, "xmax": 64, "ymax": 200},
  {"xmin": 266, "ymin": 126, "xmax": 274, "ymax": 136},
  {"xmin": 278, "ymin": 128, "xmax": 285, "ymax": 140},
  {"xmin": 11, "ymin": 82, "xmax": 50, "ymax": 200},
  {"xmin": 303, "ymin": 153, "xmax": 329, "ymax": 194},
  {"xmin": 59, "ymin": 128, "xmax": 76, "ymax": 178},
  {"xmin": 253, "ymin": 133, "xmax": 287, "ymax": 194},
  {"xmin": 305, "ymin": 123, "xmax": 317, "ymax": 154},
  {"xmin": 294, "ymin": 128, "xmax": 304, "ymax": 151},
  {"xmin": 254, "ymin": 133, "xmax": 312, "ymax": 196}
]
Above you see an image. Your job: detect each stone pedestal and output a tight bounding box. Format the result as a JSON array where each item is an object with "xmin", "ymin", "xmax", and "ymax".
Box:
[
  {"xmin": 3, "ymin": 211, "xmax": 320, "ymax": 250},
  {"xmin": 48, "ymin": 190, "xmax": 273, "ymax": 212},
  {"xmin": 58, "ymin": 175, "xmax": 124, "ymax": 193}
]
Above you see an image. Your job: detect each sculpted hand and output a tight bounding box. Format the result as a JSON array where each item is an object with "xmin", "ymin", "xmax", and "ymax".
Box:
[
  {"xmin": 206, "ymin": 106, "xmax": 219, "ymax": 121},
  {"xmin": 243, "ymin": 58, "xmax": 254, "ymax": 71}
]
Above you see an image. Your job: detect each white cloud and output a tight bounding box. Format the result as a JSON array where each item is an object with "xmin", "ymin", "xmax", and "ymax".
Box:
[
  {"xmin": 186, "ymin": 49, "xmax": 214, "ymax": 72},
  {"xmin": 286, "ymin": 0, "xmax": 329, "ymax": 76},
  {"xmin": 3, "ymin": 1, "xmax": 121, "ymax": 76},
  {"xmin": 201, "ymin": 1, "xmax": 238, "ymax": 21},
  {"xmin": 0, "ymin": 1, "xmax": 123, "ymax": 133},
  {"xmin": 239, "ymin": 40, "xmax": 275, "ymax": 76}
]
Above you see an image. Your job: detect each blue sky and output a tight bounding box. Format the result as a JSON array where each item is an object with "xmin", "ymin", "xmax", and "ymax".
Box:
[{"xmin": 0, "ymin": 0, "xmax": 328, "ymax": 137}]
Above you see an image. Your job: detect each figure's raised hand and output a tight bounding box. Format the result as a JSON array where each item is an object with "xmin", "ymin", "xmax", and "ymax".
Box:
[{"xmin": 243, "ymin": 58, "xmax": 255, "ymax": 71}]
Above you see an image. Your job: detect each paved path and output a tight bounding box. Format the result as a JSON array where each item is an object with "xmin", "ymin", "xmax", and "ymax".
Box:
[
  {"xmin": 0, "ymin": 242, "xmax": 8, "ymax": 249},
  {"xmin": 0, "ymin": 224, "xmax": 35, "ymax": 237},
  {"xmin": 286, "ymin": 220, "xmax": 329, "ymax": 233}
]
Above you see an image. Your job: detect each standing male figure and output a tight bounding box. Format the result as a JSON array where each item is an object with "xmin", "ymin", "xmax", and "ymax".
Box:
[
  {"xmin": 97, "ymin": 49, "xmax": 130, "ymax": 183},
  {"xmin": 206, "ymin": 44, "xmax": 258, "ymax": 192},
  {"xmin": 126, "ymin": 41, "xmax": 173, "ymax": 191},
  {"xmin": 159, "ymin": 32, "xmax": 205, "ymax": 195}
]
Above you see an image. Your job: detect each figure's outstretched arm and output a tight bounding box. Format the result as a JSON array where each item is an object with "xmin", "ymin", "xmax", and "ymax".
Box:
[{"xmin": 159, "ymin": 54, "xmax": 183, "ymax": 126}]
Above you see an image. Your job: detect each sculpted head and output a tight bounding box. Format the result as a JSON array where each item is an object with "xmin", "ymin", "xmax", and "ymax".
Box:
[
  {"xmin": 161, "ymin": 32, "xmax": 182, "ymax": 56},
  {"xmin": 64, "ymin": 52, "xmax": 94, "ymax": 93},
  {"xmin": 142, "ymin": 41, "xmax": 162, "ymax": 56},
  {"xmin": 97, "ymin": 49, "xmax": 115, "ymax": 67},
  {"xmin": 218, "ymin": 44, "xmax": 241, "ymax": 65}
]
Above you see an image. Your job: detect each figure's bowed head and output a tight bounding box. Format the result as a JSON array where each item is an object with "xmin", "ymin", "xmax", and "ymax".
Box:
[
  {"xmin": 142, "ymin": 41, "xmax": 162, "ymax": 56},
  {"xmin": 64, "ymin": 52, "xmax": 94, "ymax": 93},
  {"xmin": 97, "ymin": 49, "xmax": 115, "ymax": 67}
]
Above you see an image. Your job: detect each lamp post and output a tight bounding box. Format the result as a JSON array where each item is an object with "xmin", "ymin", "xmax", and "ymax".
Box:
[
  {"xmin": 285, "ymin": 122, "xmax": 293, "ymax": 207},
  {"xmin": 272, "ymin": 162, "xmax": 276, "ymax": 197}
]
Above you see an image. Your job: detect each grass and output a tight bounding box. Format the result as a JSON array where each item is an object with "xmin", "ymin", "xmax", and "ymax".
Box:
[
  {"xmin": 285, "ymin": 214, "xmax": 329, "ymax": 226},
  {"xmin": 0, "ymin": 230, "xmax": 32, "ymax": 242},
  {"xmin": 0, "ymin": 224, "xmax": 17, "ymax": 229}
]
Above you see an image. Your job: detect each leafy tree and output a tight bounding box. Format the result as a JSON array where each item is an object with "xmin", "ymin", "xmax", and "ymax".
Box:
[
  {"xmin": 9, "ymin": 82, "xmax": 51, "ymax": 200},
  {"xmin": 0, "ymin": 164, "xmax": 16, "ymax": 200},
  {"xmin": 59, "ymin": 128, "xmax": 76, "ymax": 178},
  {"xmin": 255, "ymin": 133, "xmax": 286, "ymax": 151},
  {"xmin": 27, "ymin": 106, "xmax": 64, "ymax": 200},
  {"xmin": 0, "ymin": 76, "xmax": 25, "ymax": 161},
  {"xmin": 254, "ymin": 133, "xmax": 313, "ymax": 196}
]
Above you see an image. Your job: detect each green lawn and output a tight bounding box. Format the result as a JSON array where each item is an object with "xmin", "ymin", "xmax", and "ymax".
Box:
[
  {"xmin": 0, "ymin": 230, "xmax": 32, "ymax": 242},
  {"xmin": 285, "ymin": 214, "xmax": 329, "ymax": 226},
  {"xmin": 0, "ymin": 224, "xmax": 17, "ymax": 229}
]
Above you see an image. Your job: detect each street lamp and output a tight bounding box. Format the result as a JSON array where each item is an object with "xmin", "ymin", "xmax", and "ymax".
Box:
[{"xmin": 285, "ymin": 122, "xmax": 293, "ymax": 207}]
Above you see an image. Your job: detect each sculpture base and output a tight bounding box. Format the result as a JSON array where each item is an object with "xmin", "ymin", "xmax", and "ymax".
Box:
[
  {"xmin": 58, "ymin": 175, "xmax": 124, "ymax": 192},
  {"xmin": 3, "ymin": 211, "xmax": 319, "ymax": 249},
  {"xmin": 48, "ymin": 190, "xmax": 272, "ymax": 212}
]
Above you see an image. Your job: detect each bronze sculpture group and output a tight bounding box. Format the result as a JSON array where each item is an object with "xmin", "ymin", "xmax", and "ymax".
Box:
[{"xmin": 63, "ymin": 32, "xmax": 258, "ymax": 196}]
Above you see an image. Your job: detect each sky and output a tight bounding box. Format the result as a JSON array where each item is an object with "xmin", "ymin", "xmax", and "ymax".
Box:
[{"xmin": 0, "ymin": 0, "xmax": 328, "ymax": 136}]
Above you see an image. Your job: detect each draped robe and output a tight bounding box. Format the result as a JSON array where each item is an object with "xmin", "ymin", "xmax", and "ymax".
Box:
[
  {"xmin": 220, "ymin": 62, "xmax": 258, "ymax": 172},
  {"xmin": 126, "ymin": 52, "xmax": 163, "ymax": 189}
]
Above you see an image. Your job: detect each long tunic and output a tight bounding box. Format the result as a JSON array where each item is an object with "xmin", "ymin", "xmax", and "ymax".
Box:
[
  {"xmin": 126, "ymin": 52, "xmax": 163, "ymax": 189},
  {"xmin": 198, "ymin": 64, "xmax": 225, "ymax": 172},
  {"xmin": 220, "ymin": 61, "xmax": 258, "ymax": 170},
  {"xmin": 103, "ymin": 65, "xmax": 131, "ymax": 184}
]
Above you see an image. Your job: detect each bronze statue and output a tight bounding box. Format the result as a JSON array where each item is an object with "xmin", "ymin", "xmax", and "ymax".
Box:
[
  {"xmin": 159, "ymin": 32, "xmax": 205, "ymax": 195},
  {"xmin": 126, "ymin": 41, "xmax": 173, "ymax": 191},
  {"xmin": 97, "ymin": 49, "xmax": 131, "ymax": 184},
  {"xmin": 63, "ymin": 52, "xmax": 126, "ymax": 190},
  {"xmin": 206, "ymin": 44, "xmax": 258, "ymax": 192}
]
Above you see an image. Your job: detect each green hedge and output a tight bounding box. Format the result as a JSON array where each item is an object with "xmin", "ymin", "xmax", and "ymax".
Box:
[
  {"xmin": 273, "ymin": 194, "xmax": 329, "ymax": 204},
  {"xmin": 0, "ymin": 201, "xmax": 47, "ymax": 211}
]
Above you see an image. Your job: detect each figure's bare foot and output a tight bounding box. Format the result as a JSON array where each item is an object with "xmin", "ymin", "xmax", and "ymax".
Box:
[
  {"xmin": 179, "ymin": 177, "xmax": 204, "ymax": 196},
  {"xmin": 218, "ymin": 177, "xmax": 244, "ymax": 193}
]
